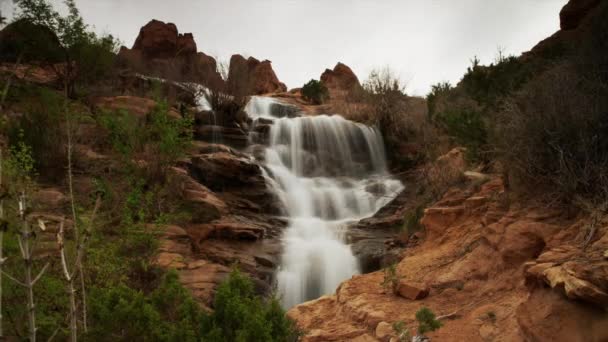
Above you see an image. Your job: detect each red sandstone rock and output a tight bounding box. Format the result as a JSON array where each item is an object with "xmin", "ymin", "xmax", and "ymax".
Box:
[
  {"xmin": 118, "ymin": 20, "xmax": 223, "ymax": 87},
  {"xmin": 132, "ymin": 20, "xmax": 179, "ymax": 59},
  {"xmin": 227, "ymin": 54, "xmax": 287, "ymax": 95},
  {"xmin": 320, "ymin": 62, "xmax": 361, "ymax": 91},
  {"xmin": 397, "ymin": 281, "xmax": 430, "ymax": 300}
]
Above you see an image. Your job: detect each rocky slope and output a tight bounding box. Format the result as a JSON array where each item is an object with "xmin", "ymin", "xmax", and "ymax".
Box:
[{"xmin": 289, "ymin": 166, "xmax": 608, "ymax": 341}]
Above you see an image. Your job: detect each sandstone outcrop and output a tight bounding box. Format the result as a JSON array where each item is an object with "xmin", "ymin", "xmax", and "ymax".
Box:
[
  {"xmin": 118, "ymin": 20, "xmax": 223, "ymax": 87},
  {"xmin": 227, "ymin": 54, "xmax": 287, "ymax": 95},
  {"xmin": 320, "ymin": 62, "xmax": 362, "ymax": 100}
]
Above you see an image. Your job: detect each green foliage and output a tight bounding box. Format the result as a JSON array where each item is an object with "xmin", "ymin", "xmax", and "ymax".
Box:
[
  {"xmin": 380, "ymin": 263, "xmax": 400, "ymax": 295},
  {"xmin": 428, "ymin": 53, "xmax": 535, "ymax": 162},
  {"xmin": 203, "ymin": 268, "xmax": 300, "ymax": 342},
  {"xmin": 14, "ymin": 0, "xmax": 120, "ymax": 95},
  {"xmin": 301, "ymin": 79, "xmax": 329, "ymax": 105},
  {"xmin": 88, "ymin": 270, "xmax": 203, "ymax": 341},
  {"xmin": 426, "ymin": 82, "xmax": 452, "ymax": 119},
  {"xmin": 435, "ymin": 108, "xmax": 486, "ymax": 162},
  {"xmin": 461, "ymin": 55, "xmax": 533, "ymax": 108},
  {"xmin": 403, "ymin": 205, "xmax": 424, "ymax": 235},
  {"xmin": 6, "ymin": 85, "xmax": 66, "ymax": 179},
  {"xmin": 415, "ymin": 307, "xmax": 442, "ymax": 335},
  {"xmin": 392, "ymin": 321, "xmax": 411, "ymax": 342},
  {"xmin": 99, "ymin": 100, "xmax": 192, "ymax": 179},
  {"xmin": 87, "ymin": 268, "xmax": 298, "ymax": 342}
]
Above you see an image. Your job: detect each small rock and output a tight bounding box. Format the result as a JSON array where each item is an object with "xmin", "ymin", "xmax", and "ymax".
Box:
[
  {"xmin": 604, "ymin": 250, "xmax": 608, "ymax": 260},
  {"xmin": 397, "ymin": 280, "xmax": 430, "ymax": 300},
  {"xmin": 375, "ymin": 321, "xmax": 394, "ymax": 341}
]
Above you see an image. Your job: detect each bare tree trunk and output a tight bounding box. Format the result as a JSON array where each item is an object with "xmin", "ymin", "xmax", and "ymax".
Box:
[
  {"xmin": 57, "ymin": 221, "xmax": 77, "ymax": 342},
  {"xmin": 0, "ymin": 148, "xmax": 4, "ymax": 338}
]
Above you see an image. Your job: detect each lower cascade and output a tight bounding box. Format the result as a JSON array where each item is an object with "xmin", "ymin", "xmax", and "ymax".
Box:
[{"xmin": 248, "ymin": 97, "xmax": 404, "ymax": 308}]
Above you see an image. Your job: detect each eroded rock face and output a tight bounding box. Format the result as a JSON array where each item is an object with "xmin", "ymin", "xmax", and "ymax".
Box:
[
  {"xmin": 227, "ymin": 54, "xmax": 287, "ymax": 95},
  {"xmin": 154, "ymin": 144, "xmax": 286, "ymax": 307},
  {"xmin": 118, "ymin": 20, "xmax": 223, "ymax": 87}
]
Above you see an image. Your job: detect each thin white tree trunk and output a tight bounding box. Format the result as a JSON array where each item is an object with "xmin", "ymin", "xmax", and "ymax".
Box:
[
  {"xmin": 0, "ymin": 147, "xmax": 4, "ymax": 338},
  {"xmin": 19, "ymin": 194, "xmax": 36, "ymax": 342}
]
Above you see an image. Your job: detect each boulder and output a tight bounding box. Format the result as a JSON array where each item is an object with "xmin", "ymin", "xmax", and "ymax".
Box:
[
  {"xmin": 227, "ymin": 54, "xmax": 287, "ymax": 95},
  {"xmin": 375, "ymin": 321, "xmax": 394, "ymax": 342},
  {"xmin": 397, "ymin": 280, "xmax": 430, "ymax": 300},
  {"xmin": 0, "ymin": 19, "xmax": 64, "ymax": 63}
]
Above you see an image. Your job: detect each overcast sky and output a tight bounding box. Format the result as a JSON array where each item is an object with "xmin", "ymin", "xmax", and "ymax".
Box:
[{"xmin": 2, "ymin": 0, "xmax": 567, "ymax": 95}]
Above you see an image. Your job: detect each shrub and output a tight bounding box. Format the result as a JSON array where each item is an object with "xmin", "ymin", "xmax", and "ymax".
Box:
[
  {"xmin": 204, "ymin": 89, "xmax": 247, "ymax": 126},
  {"xmin": 203, "ymin": 268, "xmax": 300, "ymax": 341},
  {"xmin": 392, "ymin": 321, "xmax": 411, "ymax": 342},
  {"xmin": 6, "ymin": 85, "xmax": 66, "ymax": 180},
  {"xmin": 416, "ymin": 307, "xmax": 442, "ymax": 335},
  {"xmin": 435, "ymin": 108, "xmax": 486, "ymax": 162},
  {"xmin": 426, "ymin": 82, "xmax": 452, "ymax": 119},
  {"xmin": 380, "ymin": 263, "xmax": 400, "ymax": 295},
  {"xmin": 403, "ymin": 205, "xmax": 424, "ymax": 235},
  {"xmin": 301, "ymin": 79, "xmax": 329, "ymax": 105},
  {"xmin": 493, "ymin": 63, "xmax": 608, "ymax": 205}
]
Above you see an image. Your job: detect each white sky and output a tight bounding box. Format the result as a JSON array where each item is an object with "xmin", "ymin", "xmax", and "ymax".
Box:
[{"xmin": 1, "ymin": 0, "xmax": 567, "ymax": 95}]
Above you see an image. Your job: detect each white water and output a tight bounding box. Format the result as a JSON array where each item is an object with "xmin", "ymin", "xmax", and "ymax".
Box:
[{"xmin": 245, "ymin": 97, "xmax": 403, "ymax": 308}]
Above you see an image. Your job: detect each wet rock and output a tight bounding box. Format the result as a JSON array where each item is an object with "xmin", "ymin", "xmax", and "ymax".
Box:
[{"xmin": 194, "ymin": 125, "xmax": 249, "ymax": 148}]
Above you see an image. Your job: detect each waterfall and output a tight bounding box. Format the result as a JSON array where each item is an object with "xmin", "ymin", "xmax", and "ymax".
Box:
[{"xmin": 246, "ymin": 97, "xmax": 403, "ymax": 308}]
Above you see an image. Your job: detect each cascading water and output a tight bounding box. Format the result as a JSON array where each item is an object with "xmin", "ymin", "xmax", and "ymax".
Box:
[{"xmin": 246, "ymin": 97, "xmax": 403, "ymax": 308}]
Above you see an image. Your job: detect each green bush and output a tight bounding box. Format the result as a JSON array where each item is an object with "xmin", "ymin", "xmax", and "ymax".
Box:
[
  {"xmin": 380, "ymin": 264, "xmax": 400, "ymax": 295},
  {"xmin": 301, "ymin": 79, "xmax": 329, "ymax": 105},
  {"xmin": 435, "ymin": 108, "xmax": 486, "ymax": 162},
  {"xmin": 6, "ymin": 85, "xmax": 66, "ymax": 180},
  {"xmin": 415, "ymin": 307, "xmax": 442, "ymax": 335},
  {"xmin": 203, "ymin": 268, "xmax": 300, "ymax": 342}
]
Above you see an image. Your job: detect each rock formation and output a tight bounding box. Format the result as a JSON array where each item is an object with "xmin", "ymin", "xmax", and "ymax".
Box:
[
  {"xmin": 226, "ymin": 54, "xmax": 287, "ymax": 95},
  {"xmin": 118, "ymin": 20, "xmax": 224, "ymax": 88},
  {"xmin": 559, "ymin": 0, "xmax": 600, "ymax": 30},
  {"xmin": 320, "ymin": 62, "xmax": 362, "ymax": 100}
]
